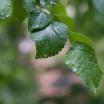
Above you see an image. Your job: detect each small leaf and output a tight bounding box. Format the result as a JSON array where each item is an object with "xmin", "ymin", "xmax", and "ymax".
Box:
[
  {"xmin": 31, "ymin": 22, "xmax": 68, "ymax": 58},
  {"xmin": 48, "ymin": 2, "xmax": 74, "ymax": 30},
  {"xmin": 65, "ymin": 42, "xmax": 103, "ymax": 93},
  {"xmin": 0, "ymin": 0, "xmax": 13, "ymax": 20},
  {"xmin": 28, "ymin": 10, "xmax": 52, "ymax": 32},
  {"xmin": 69, "ymin": 32, "xmax": 93, "ymax": 47}
]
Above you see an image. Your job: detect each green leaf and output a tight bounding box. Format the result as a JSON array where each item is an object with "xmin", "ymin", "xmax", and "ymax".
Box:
[
  {"xmin": 28, "ymin": 9, "xmax": 52, "ymax": 32},
  {"xmin": 31, "ymin": 22, "xmax": 68, "ymax": 58},
  {"xmin": 69, "ymin": 32, "xmax": 93, "ymax": 47},
  {"xmin": 48, "ymin": 2, "xmax": 74, "ymax": 30},
  {"xmin": 23, "ymin": 0, "xmax": 53, "ymax": 32},
  {"xmin": 65, "ymin": 42, "xmax": 103, "ymax": 93},
  {"xmin": 22, "ymin": 0, "xmax": 71, "ymax": 58},
  {"xmin": 0, "ymin": 0, "xmax": 13, "ymax": 20}
]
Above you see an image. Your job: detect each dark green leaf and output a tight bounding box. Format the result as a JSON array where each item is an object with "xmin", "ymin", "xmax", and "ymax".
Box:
[
  {"xmin": 65, "ymin": 42, "xmax": 103, "ymax": 93},
  {"xmin": 0, "ymin": 0, "xmax": 13, "ymax": 20},
  {"xmin": 22, "ymin": 0, "xmax": 72, "ymax": 59},
  {"xmin": 28, "ymin": 10, "xmax": 52, "ymax": 32},
  {"xmin": 31, "ymin": 22, "xmax": 68, "ymax": 58},
  {"xmin": 23, "ymin": 0, "xmax": 53, "ymax": 32}
]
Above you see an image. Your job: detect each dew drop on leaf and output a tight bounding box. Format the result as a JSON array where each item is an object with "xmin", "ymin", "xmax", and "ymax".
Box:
[{"xmin": 0, "ymin": 0, "xmax": 13, "ymax": 20}]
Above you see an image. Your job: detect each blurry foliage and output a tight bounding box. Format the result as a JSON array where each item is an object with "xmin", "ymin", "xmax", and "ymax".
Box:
[
  {"xmin": 61, "ymin": 0, "xmax": 104, "ymax": 40},
  {"xmin": 0, "ymin": 23, "xmax": 36, "ymax": 104}
]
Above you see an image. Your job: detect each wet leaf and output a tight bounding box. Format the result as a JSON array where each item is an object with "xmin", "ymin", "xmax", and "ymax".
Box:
[
  {"xmin": 31, "ymin": 22, "xmax": 68, "ymax": 58},
  {"xmin": 28, "ymin": 10, "xmax": 52, "ymax": 32},
  {"xmin": 0, "ymin": 0, "xmax": 13, "ymax": 20},
  {"xmin": 23, "ymin": 0, "xmax": 73, "ymax": 58},
  {"xmin": 65, "ymin": 42, "xmax": 103, "ymax": 93}
]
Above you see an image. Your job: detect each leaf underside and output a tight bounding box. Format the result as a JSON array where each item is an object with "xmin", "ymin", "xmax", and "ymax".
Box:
[{"xmin": 65, "ymin": 42, "xmax": 103, "ymax": 93}]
